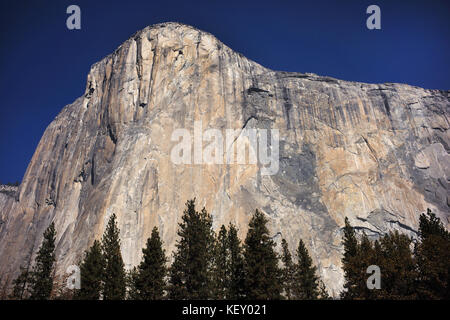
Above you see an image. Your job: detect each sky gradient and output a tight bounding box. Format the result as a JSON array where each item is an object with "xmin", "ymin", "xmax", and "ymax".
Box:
[{"xmin": 1, "ymin": 0, "xmax": 449, "ymax": 183}]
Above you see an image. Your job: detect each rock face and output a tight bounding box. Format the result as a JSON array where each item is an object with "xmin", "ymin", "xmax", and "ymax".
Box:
[
  {"xmin": 0, "ymin": 185, "xmax": 18, "ymax": 198},
  {"xmin": 0, "ymin": 22, "xmax": 449, "ymax": 296}
]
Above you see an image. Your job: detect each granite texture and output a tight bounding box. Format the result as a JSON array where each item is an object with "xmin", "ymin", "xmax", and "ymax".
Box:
[{"xmin": 0, "ymin": 23, "xmax": 449, "ymax": 296}]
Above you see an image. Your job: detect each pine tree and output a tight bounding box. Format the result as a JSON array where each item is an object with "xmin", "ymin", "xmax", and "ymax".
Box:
[
  {"xmin": 341, "ymin": 220, "xmax": 388, "ymax": 299},
  {"xmin": 340, "ymin": 217, "xmax": 361, "ymax": 299},
  {"xmin": 415, "ymin": 209, "xmax": 450, "ymax": 299},
  {"xmin": 28, "ymin": 223, "xmax": 56, "ymax": 300},
  {"xmin": 280, "ymin": 239, "xmax": 295, "ymax": 299},
  {"xmin": 130, "ymin": 227, "xmax": 167, "ymax": 300},
  {"xmin": 243, "ymin": 209, "xmax": 281, "ymax": 299},
  {"xmin": 167, "ymin": 250, "xmax": 188, "ymax": 299},
  {"xmin": 168, "ymin": 199, "xmax": 216, "ymax": 299},
  {"xmin": 356, "ymin": 233, "xmax": 380, "ymax": 299},
  {"xmin": 227, "ymin": 223, "xmax": 245, "ymax": 300},
  {"xmin": 318, "ymin": 280, "xmax": 331, "ymax": 300},
  {"xmin": 418, "ymin": 208, "xmax": 449, "ymax": 239},
  {"xmin": 127, "ymin": 267, "xmax": 139, "ymax": 299},
  {"xmin": 10, "ymin": 248, "xmax": 33, "ymax": 300},
  {"xmin": 75, "ymin": 240, "xmax": 104, "ymax": 300},
  {"xmin": 101, "ymin": 213, "xmax": 126, "ymax": 300},
  {"xmin": 10, "ymin": 267, "xmax": 31, "ymax": 299},
  {"xmin": 215, "ymin": 225, "xmax": 229, "ymax": 299},
  {"xmin": 292, "ymin": 239, "xmax": 319, "ymax": 299},
  {"xmin": 378, "ymin": 231, "xmax": 417, "ymax": 299}
]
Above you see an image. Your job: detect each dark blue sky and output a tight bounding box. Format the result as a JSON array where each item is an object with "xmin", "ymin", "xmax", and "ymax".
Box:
[{"xmin": 1, "ymin": 0, "xmax": 449, "ymax": 183}]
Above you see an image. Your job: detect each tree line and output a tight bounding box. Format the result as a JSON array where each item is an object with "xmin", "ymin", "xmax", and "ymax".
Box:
[
  {"xmin": 0, "ymin": 181, "xmax": 20, "ymax": 187},
  {"xmin": 341, "ymin": 209, "xmax": 449, "ymax": 299},
  {"xmin": 7, "ymin": 201, "xmax": 449, "ymax": 300}
]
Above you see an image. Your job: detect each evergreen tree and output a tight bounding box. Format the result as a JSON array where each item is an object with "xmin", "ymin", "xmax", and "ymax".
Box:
[
  {"xmin": 168, "ymin": 199, "xmax": 216, "ymax": 299},
  {"xmin": 167, "ymin": 250, "xmax": 188, "ymax": 299},
  {"xmin": 10, "ymin": 267, "xmax": 30, "ymax": 299},
  {"xmin": 243, "ymin": 209, "xmax": 281, "ymax": 299},
  {"xmin": 340, "ymin": 217, "xmax": 361, "ymax": 299},
  {"xmin": 378, "ymin": 231, "xmax": 417, "ymax": 299},
  {"xmin": 280, "ymin": 239, "xmax": 295, "ymax": 299},
  {"xmin": 415, "ymin": 209, "xmax": 450, "ymax": 299},
  {"xmin": 130, "ymin": 227, "xmax": 167, "ymax": 300},
  {"xmin": 101, "ymin": 214, "xmax": 126, "ymax": 300},
  {"xmin": 10, "ymin": 249, "xmax": 33, "ymax": 300},
  {"xmin": 75, "ymin": 240, "xmax": 104, "ymax": 300},
  {"xmin": 418, "ymin": 208, "xmax": 449, "ymax": 239},
  {"xmin": 29, "ymin": 222, "xmax": 56, "ymax": 300},
  {"xmin": 357, "ymin": 233, "xmax": 379, "ymax": 299},
  {"xmin": 227, "ymin": 223, "xmax": 245, "ymax": 300},
  {"xmin": 340, "ymin": 218, "xmax": 417, "ymax": 300},
  {"xmin": 127, "ymin": 267, "xmax": 139, "ymax": 299},
  {"xmin": 215, "ymin": 225, "xmax": 229, "ymax": 299},
  {"xmin": 373, "ymin": 239, "xmax": 383, "ymax": 268},
  {"xmin": 318, "ymin": 280, "xmax": 331, "ymax": 300},
  {"xmin": 292, "ymin": 239, "xmax": 319, "ymax": 299}
]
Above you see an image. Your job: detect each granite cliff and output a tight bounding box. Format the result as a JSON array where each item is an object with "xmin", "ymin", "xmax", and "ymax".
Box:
[{"xmin": 0, "ymin": 22, "xmax": 449, "ymax": 296}]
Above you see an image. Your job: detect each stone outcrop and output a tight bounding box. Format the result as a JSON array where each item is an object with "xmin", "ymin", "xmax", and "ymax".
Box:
[
  {"xmin": 0, "ymin": 185, "xmax": 18, "ymax": 198},
  {"xmin": 0, "ymin": 22, "xmax": 449, "ymax": 296}
]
